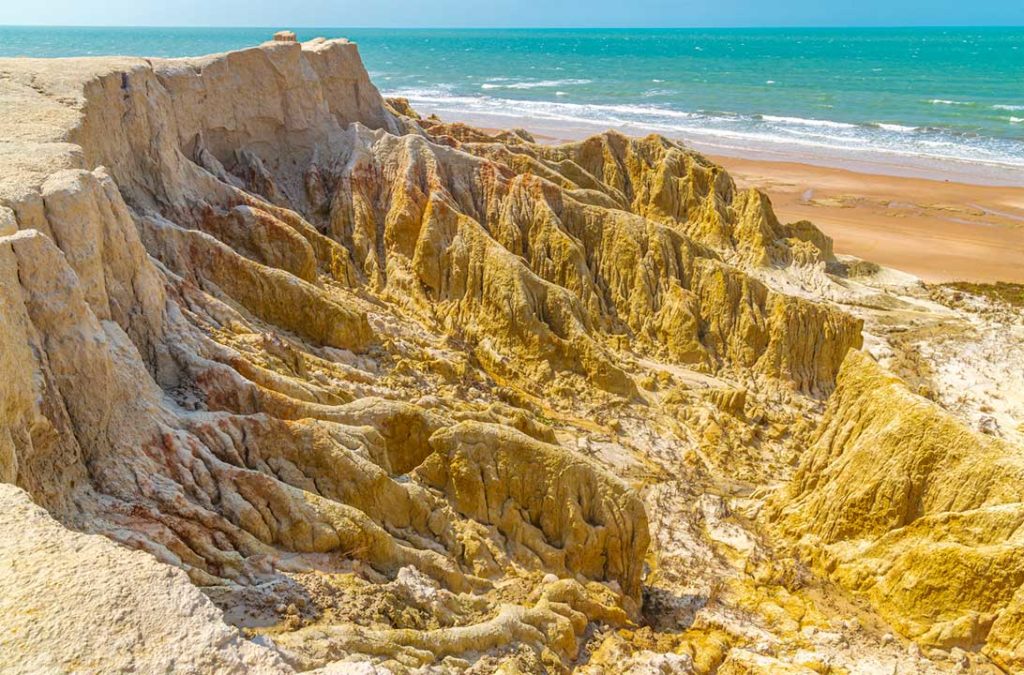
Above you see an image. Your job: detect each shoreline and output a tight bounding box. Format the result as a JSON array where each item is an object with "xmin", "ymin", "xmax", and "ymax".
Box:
[
  {"xmin": 442, "ymin": 111, "xmax": 1024, "ymax": 284},
  {"xmin": 399, "ymin": 103, "xmax": 1024, "ymax": 188}
]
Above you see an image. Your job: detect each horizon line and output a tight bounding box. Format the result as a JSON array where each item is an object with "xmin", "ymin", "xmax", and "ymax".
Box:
[{"xmin": 3, "ymin": 23, "xmax": 1024, "ymax": 30}]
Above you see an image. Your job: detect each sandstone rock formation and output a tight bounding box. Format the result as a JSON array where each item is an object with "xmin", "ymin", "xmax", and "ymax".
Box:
[
  {"xmin": 0, "ymin": 483, "xmax": 288, "ymax": 674},
  {"xmin": 769, "ymin": 349, "xmax": 1024, "ymax": 669},
  {"xmin": 0, "ymin": 35, "xmax": 1019, "ymax": 673}
]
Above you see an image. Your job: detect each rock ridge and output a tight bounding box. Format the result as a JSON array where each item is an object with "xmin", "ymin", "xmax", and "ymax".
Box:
[{"xmin": 2, "ymin": 34, "xmax": 1014, "ymax": 674}]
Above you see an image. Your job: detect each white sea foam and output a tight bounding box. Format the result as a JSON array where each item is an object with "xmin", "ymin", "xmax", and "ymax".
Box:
[
  {"xmin": 993, "ymin": 104, "xmax": 1024, "ymax": 111},
  {"xmin": 929, "ymin": 99, "xmax": 975, "ymax": 106},
  {"xmin": 480, "ymin": 78, "xmax": 591, "ymax": 90},
  {"xmin": 760, "ymin": 115, "xmax": 858, "ymax": 129},
  {"xmin": 874, "ymin": 123, "xmax": 918, "ymax": 132},
  {"xmin": 383, "ymin": 89, "xmax": 1024, "ymax": 174}
]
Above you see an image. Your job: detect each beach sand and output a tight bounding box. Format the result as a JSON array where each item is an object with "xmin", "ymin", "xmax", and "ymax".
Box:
[{"xmin": 713, "ymin": 155, "xmax": 1024, "ymax": 284}]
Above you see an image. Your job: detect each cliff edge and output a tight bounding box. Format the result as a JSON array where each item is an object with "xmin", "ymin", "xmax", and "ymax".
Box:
[{"xmin": 0, "ymin": 35, "xmax": 1018, "ymax": 673}]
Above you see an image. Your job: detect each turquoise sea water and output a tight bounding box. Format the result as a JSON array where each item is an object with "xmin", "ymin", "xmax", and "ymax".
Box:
[{"xmin": 2, "ymin": 26, "xmax": 1023, "ymax": 183}]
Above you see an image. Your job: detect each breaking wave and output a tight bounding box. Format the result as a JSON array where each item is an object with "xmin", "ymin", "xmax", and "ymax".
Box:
[{"xmin": 386, "ymin": 88, "xmax": 1024, "ymax": 181}]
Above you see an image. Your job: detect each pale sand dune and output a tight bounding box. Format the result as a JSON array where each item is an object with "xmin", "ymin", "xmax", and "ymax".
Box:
[{"xmin": 714, "ymin": 155, "xmax": 1024, "ymax": 284}]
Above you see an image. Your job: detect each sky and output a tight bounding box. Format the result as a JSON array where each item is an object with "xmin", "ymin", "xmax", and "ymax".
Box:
[{"xmin": 4, "ymin": 0, "xmax": 1023, "ymax": 28}]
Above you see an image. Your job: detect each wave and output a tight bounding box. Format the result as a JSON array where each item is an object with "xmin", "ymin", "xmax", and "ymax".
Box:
[
  {"xmin": 480, "ymin": 78, "xmax": 591, "ymax": 90},
  {"xmin": 872, "ymin": 122, "xmax": 919, "ymax": 132},
  {"xmin": 759, "ymin": 115, "xmax": 858, "ymax": 130},
  {"xmin": 390, "ymin": 85, "xmax": 457, "ymax": 98},
  {"xmin": 929, "ymin": 100, "xmax": 1024, "ymax": 113},
  {"xmin": 384, "ymin": 89, "xmax": 1024, "ymax": 173}
]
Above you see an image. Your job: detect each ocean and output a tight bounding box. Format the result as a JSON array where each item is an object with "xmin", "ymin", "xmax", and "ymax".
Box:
[{"xmin": 2, "ymin": 26, "xmax": 1023, "ymax": 184}]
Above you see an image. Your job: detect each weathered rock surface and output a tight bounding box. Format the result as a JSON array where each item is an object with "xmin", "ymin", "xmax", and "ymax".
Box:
[
  {"xmin": 0, "ymin": 483, "xmax": 288, "ymax": 674},
  {"xmin": 769, "ymin": 349, "xmax": 1024, "ymax": 667},
  {"xmin": 0, "ymin": 35, "xmax": 1018, "ymax": 674}
]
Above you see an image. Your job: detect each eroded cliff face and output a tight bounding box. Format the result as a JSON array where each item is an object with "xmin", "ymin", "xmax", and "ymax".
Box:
[
  {"xmin": 0, "ymin": 36, "xmax": 1020, "ymax": 674},
  {"xmin": 769, "ymin": 349, "xmax": 1024, "ymax": 669}
]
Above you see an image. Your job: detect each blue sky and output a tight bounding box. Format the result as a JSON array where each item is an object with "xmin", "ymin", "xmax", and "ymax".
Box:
[{"xmin": 5, "ymin": 0, "xmax": 1023, "ymax": 27}]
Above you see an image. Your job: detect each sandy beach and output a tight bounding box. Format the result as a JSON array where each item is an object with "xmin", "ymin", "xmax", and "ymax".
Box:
[{"xmin": 713, "ymin": 155, "xmax": 1024, "ymax": 283}]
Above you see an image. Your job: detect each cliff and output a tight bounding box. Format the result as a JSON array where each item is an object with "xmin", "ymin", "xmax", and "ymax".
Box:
[
  {"xmin": 0, "ymin": 34, "xmax": 1016, "ymax": 674},
  {"xmin": 769, "ymin": 349, "xmax": 1024, "ymax": 669}
]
